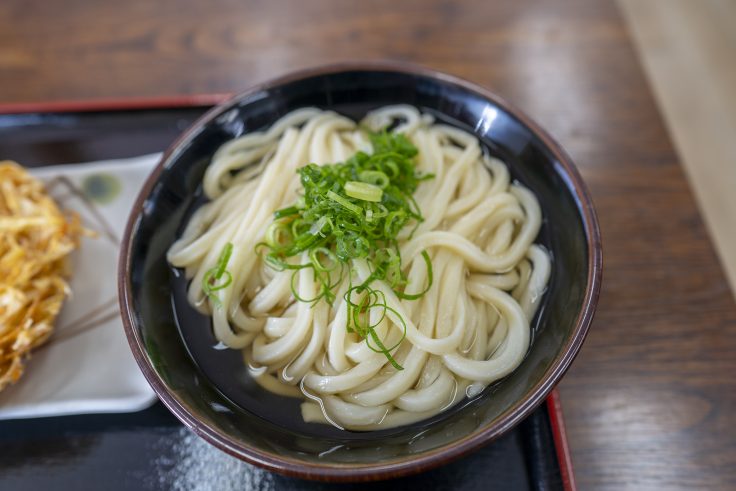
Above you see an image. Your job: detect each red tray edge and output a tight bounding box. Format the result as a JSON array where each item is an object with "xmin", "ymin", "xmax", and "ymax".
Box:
[
  {"xmin": 0, "ymin": 95, "xmax": 578, "ymax": 489},
  {"xmin": 0, "ymin": 94, "xmax": 232, "ymax": 114},
  {"xmin": 547, "ymin": 390, "xmax": 577, "ymax": 491}
]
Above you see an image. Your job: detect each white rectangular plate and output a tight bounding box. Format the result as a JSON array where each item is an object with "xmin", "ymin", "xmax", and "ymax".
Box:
[{"xmin": 0, "ymin": 154, "xmax": 161, "ymax": 420}]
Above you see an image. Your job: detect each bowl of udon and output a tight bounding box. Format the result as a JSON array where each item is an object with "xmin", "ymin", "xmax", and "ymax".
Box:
[{"xmin": 119, "ymin": 62, "xmax": 601, "ymax": 481}]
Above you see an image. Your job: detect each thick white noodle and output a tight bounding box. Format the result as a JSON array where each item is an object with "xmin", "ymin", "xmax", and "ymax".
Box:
[{"xmin": 167, "ymin": 106, "xmax": 552, "ymax": 430}]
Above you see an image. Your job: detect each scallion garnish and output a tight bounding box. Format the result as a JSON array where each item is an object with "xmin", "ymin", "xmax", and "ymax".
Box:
[
  {"xmin": 257, "ymin": 131, "xmax": 435, "ymax": 369},
  {"xmin": 202, "ymin": 242, "xmax": 234, "ymax": 308},
  {"xmin": 326, "ymin": 190, "xmax": 362, "ymax": 215},
  {"xmin": 344, "ymin": 181, "xmax": 383, "ymax": 202}
]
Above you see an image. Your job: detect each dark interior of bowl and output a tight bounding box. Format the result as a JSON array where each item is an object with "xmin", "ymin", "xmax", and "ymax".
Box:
[{"xmin": 125, "ymin": 68, "xmax": 591, "ymax": 468}]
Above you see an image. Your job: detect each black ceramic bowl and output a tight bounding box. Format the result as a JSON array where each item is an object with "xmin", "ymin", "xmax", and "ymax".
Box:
[{"xmin": 119, "ymin": 63, "xmax": 601, "ymax": 481}]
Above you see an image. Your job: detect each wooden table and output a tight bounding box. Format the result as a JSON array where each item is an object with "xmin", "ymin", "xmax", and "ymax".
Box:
[{"xmin": 2, "ymin": 0, "xmax": 735, "ymax": 489}]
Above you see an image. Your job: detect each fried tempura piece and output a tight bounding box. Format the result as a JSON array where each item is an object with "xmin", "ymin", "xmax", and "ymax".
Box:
[{"xmin": 0, "ymin": 161, "xmax": 85, "ymax": 392}]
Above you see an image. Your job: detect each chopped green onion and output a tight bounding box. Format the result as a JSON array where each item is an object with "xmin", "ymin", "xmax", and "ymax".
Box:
[
  {"xmin": 396, "ymin": 250, "xmax": 433, "ymax": 300},
  {"xmin": 309, "ymin": 216, "xmax": 331, "ymax": 236},
  {"xmin": 202, "ymin": 242, "xmax": 234, "ymax": 308},
  {"xmin": 273, "ymin": 205, "xmax": 300, "ymax": 219},
  {"xmin": 310, "ymin": 247, "xmax": 337, "ymax": 272},
  {"xmin": 358, "ymin": 170, "xmax": 389, "ymax": 189},
  {"xmin": 265, "ymin": 221, "xmax": 291, "ymax": 249},
  {"xmin": 326, "ymin": 190, "xmax": 362, "ymax": 215},
  {"xmin": 256, "ymin": 131, "xmax": 434, "ymax": 366},
  {"xmin": 344, "ymin": 181, "xmax": 383, "ymax": 202}
]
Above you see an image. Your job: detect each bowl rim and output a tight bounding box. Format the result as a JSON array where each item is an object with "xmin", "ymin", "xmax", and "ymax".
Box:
[{"xmin": 118, "ymin": 60, "xmax": 602, "ymax": 482}]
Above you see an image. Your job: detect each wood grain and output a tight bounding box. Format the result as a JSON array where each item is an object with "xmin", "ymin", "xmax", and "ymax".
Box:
[
  {"xmin": 619, "ymin": 0, "xmax": 736, "ymax": 297},
  {"xmin": 1, "ymin": 0, "xmax": 735, "ymax": 489}
]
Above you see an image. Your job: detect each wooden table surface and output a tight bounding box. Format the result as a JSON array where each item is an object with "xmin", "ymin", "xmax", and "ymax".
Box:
[{"xmin": 2, "ymin": 0, "xmax": 735, "ymax": 489}]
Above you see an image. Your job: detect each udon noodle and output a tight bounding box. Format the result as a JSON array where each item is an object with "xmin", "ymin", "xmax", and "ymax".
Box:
[{"xmin": 167, "ymin": 106, "xmax": 551, "ymax": 430}]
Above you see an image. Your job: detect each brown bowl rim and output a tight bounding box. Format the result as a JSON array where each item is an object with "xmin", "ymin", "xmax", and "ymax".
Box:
[{"xmin": 118, "ymin": 61, "xmax": 602, "ymax": 482}]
